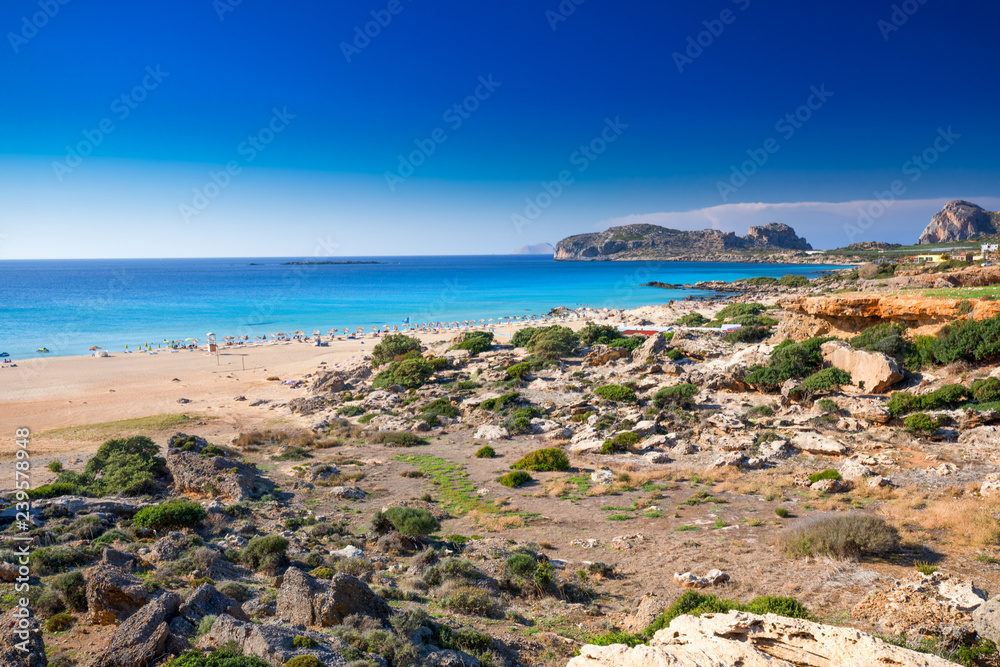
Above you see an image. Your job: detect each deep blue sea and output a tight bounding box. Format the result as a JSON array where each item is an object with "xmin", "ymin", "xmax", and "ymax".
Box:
[{"xmin": 0, "ymin": 256, "xmax": 843, "ymax": 359}]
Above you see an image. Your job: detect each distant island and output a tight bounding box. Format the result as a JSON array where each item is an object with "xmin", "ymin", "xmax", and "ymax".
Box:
[
  {"xmin": 280, "ymin": 260, "xmax": 384, "ymax": 265},
  {"xmin": 552, "ymin": 222, "xmax": 829, "ymax": 263}
]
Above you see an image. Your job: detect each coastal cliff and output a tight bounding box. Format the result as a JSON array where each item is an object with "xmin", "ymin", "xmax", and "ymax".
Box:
[
  {"xmin": 553, "ymin": 222, "xmax": 813, "ymax": 262},
  {"xmin": 918, "ymin": 200, "xmax": 999, "ymax": 244}
]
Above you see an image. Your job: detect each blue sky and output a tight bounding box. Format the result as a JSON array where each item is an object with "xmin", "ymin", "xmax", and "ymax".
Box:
[{"xmin": 1, "ymin": 0, "xmax": 998, "ymax": 258}]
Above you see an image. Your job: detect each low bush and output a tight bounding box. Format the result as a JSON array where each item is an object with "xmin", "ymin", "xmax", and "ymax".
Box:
[
  {"xmin": 781, "ymin": 514, "xmax": 899, "ymax": 560},
  {"xmin": 371, "ymin": 334, "xmax": 421, "ymax": 367},
  {"xmin": 442, "ymin": 587, "xmax": 496, "ymax": 616},
  {"xmin": 292, "ymin": 635, "xmax": 319, "ymax": 649},
  {"xmin": 723, "ymin": 326, "xmax": 772, "ymax": 344},
  {"xmin": 788, "ymin": 367, "xmax": 851, "ymax": 398},
  {"xmin": 850, "ymin": 322, "xmax": 912, "ymax": 361},
  {"xmin": 510, "ymin": 327, "xmax": 539, "ymax": 348},
  {"xmin": 451, "ymin": 332, "xmax": 494, "ymax": 356},
  {"xmin": 45, "ymin": 612, "xmax": 73, "ymax": 632},
  {"xmin": 747, "ymin": 404, "xmax": 774, "ymax": 418},
  {"xmin": 382, "ymin": 507, "xmax": 440, "ymax": 536},
  {"xmin": 370, "ymin": 431, "xmax": 425, "ymax": 447},
  {"xmin": 973, "ymin": 377, "xmax": 1000, "ymax": 403},
  {"xmin": 594, "ymin": 384, "xmax": 637, "ymax": 403},
  {"xmin": 905, "ymin": 413, "xmax": 940, "ymax": 434},
  {"xmin": 27, "ymin": 483, "xmax": 87, "ymax": 500},
  {"xmin": 31, "ymin": 546, "xmax": 93, "ymax": 576},
  {"xmin": 511, "ymin": 448, "xmax": 569, "ymax": 472},
  {"xmin": 926, "ymin": 315, "xmax": 1000, "ymax": 365},
  {"xmin": 503, "ymin": 406, "xmax": 539, "ymax": 435},
  {"xmin": 888, "ymin": 384, "xmax": 972, "ymax": 416},
  {"xmin": 51, "ymin": 435, "xmax": 166, "ymax": 498},
  {"xmin": 775, "ymin": 507, "xmax": 790, "ymax": 518},
  {"xmin": 337, "ymin": 405, "xmax": 365, "ymax": 417},
  {"xmin": 777, "ymin": 274, "xmax": 810, "ymax": 288},
  {"xmin": 744, "ymin": 336, "xmax": 837, "ymax": 390},
  {"xmin": 600, "ymin": 432, "xmax": 640, "ymax": 454},
  {"xmin": 479, "ymin": 392, "xmax": 521, "ymax": 412},
  {"xmin": 524, "ymin": 325, "xmax": 578, "ymax": 360},
  {"xmin": 475, "ymin": 445, "xmax": 495, "ymax": 458},
  {"xmin": 715, "ymin": 302, "xmax": 765, "ymax": 320},
  {"xmin": 807, "ymin": 469, "xmax": 841, "ymax": 484},
  {"xmin": 284, "ymin": 658, "xmax": 323, "ymax": 667},
  {"xmin": 579, "ymin": 323, "xmax": 621, "ymax": 346},
  {"xmin": 372, "ymin": 357, "xmax": 434, "ymax": 390},
  {"xmin": 666, "ymin": 348, "xmax": 685, "ymax": 361},
  {"xmin": 506, "ymin": 362, "xmax": 531, "ymax": 381},
  {"xmin": 677, "ymin": 312, "xmax": 709, "ymax": 327},
  {"xmin": 646, "ymin": 590, "xmax": 809, "ymax": 633},
  {"xmin": 166, "ymin": 648, "xmax": 272, "ymax": 667},
  {"xmin": 653, "ymin": 383, "xmax": 698, "ymax": 408},
  {"xmin": 133, "ymin": 502, "xmax": 206, "ymax": 532},
  {"xmin": 241, "ymin": 535, "xmax": 289, "ymax": 573},
  {"xmin": 498, "ymin": 471, "xmax": 532, "ymax": 488},
  {"xmin": 48, "ymin": 571, "xmax": 87, "ymax": 612}
]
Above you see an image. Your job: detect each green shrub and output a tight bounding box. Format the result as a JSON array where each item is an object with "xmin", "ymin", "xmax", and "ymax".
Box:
[
  {"xmin": 590, "ymin": 631, "xmax": 649, "ymax": 647},
  {"xmin": 479, "ymin": 391, "xmax": 521, "ymax": 412},
  {"xmin": 51, "ymin": 435, "xmax": 167, "ymax": 498},
  {"xmin": 666, "ymin": 348, "xmax": 685, "ymax": 361},
  {"xmin": 677, "ymin": 312, "xmax": 709, "ymax": 327},
  {"xmin": 165, "ymin": 647, "xmax": 272, "ymax": 667},
  {"xmin": 45, "ymin": 611, "xmax": 73, "ymax": 632},
  {"xmin": 607, "ymin": 336, "xmax": 645, "ymax": 351},
  {"xmin": 888, "ymin": 384, "xmax": 972, "ymax": 416},
  {"xmin": 973, "ymin": 377, "xmax": 1000, "ymax": 403},
  {"xmin": 195, "ymin": 614, "xmax": 217, "ymax": 638},
  {"xmin": 382, "ymin": 507, "xmax": 440, "ymax": 536},
  {"xmin": 525, "ymin": 325, "xmax": 579, "ymax": 360},
  {"xmin": 371, "ymin": 334, "xmax": 421, "ymax": 367},
  {"xmin": 510, "ymin": 327, "xmax": 539, "ymax": 348},
  {"xmin": 723, "ymin": 326, "xmax": 772, "ymax": 344},
  {"xmin": 372, "ymin": 357, "xmax": 434, "ymax": 389},
  {"xmin": 337, "ymin": 405, "xmax": 365, "ymax": 417},
  {"xmin": 653, "ymin": 383, "xmax": 698, "ymax": 408},
  {"xmin": 451, "ymin": 332, "xmax": 494, "ymax": 355},
  {"xmin": 744, "ymin": 336, "xmax": 837, "ymax": 390},
  {"xmin": 915, "ymin": 560, "xmax": 938, "ymax": 575},
  {"xmin": 47, "ymin": 460, "xmax": 63, "ymax": 473},
  {"xmin": 48, "ymin": 571, "xmax": 87, "ymax": 612},
  {"xmin": 715, "ymin": 302, "xmax": 765, "ymax": 321},
  {"xmin": 807, "ymin": 469, "xmax": 841, "ymax": 484},
  {"xmin": 905, "ymin": 413, "xmax": 940, "ymax": 433},
  {"xmin": 503, "ymin": 406, "xmax": 539, "ymax": 435},
  {"xmin": 284, "ymin": 657, "xmax": 324, "ymax": 667},
  {"xmin": 370, "ymin": 431, "xmax": 426, "ymax": 448},
  {"xmin": 777, "ymin": 274, "xmax": 810, "ymax": 288},
  {"xmin": 241, "ymin": 535, "xmax": 289, "ymax": 573},
  {"xmin": 646, "ymin": 590, "xmax": 809, "ymax": 633},
  {"xmin": 93, "ymin": 529, "xmax": 132, "ymax": 547},
  {"xmin": 308, "ymin": 567, "xmax": 334, "ymax": 579},
  {"xmin": 475, "ymin": 446, "xmax": 495, "ymax": 458},
  {"xmin": 579, "ymin": 323, "xmax": 621, "ymax": 346},
  {"xmin": 506, "ymin": 362, "xmax": 531, "ymax": 381},
  {"xmin": 292, "ymin": 635, "xmax": 319, "ymax": 649},
  {"xmin": 31, "ymin": 546, "xmax": 94, "ymax": 576},
  {"xmin": 775, "ymin": 507, "xmax": 790, "ymax": 518},
  {"xmin": 442, "ymin": 587, "xmax": 496, "ymax": 616},
  {"xmin": 498, "ymin": 471, "xmax": 532, "ymax": 488},
  {"xmin": 600, "ymin": 432, "xmax": 640, "ymax": 454},
  {"xmin": 735, "ymin": 276, "xmax": 779, "ymax": 286},
  {"xmin": 511, "ymin": 448, "xmax": 569, "ymax": 472},
  {"xmin": 788, "ymin": 367, "xmax": 851, "ymax": 398},
  {"xmin": 781, "ymin": 514, "xmax": 899, "ymax": 560},
  {"xmin": 133, "ymin": 502, "xmax": 206, "ymax": 531},
  {"xmin": 747, "ymin": 404, "xmax": 774, "ymax": 418},
  {"xmin": 927, "ymin": 315, "xmax": 1000, "ymax": 365},
  {"xmin": 27, "ymin": 483, "xmax": 87, "ymax": 500},
  {"xmin": 594, "ymin": 384, "xmax": 637, "ymax": 403}
]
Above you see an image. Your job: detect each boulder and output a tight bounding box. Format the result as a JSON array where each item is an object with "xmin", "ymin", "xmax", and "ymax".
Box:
[
  {"xmin": 584, "ymin": 346, "xmax": 631, "ymax": 367},
  {"xmin": 424, "ymin": 649, "xmax": 482, "ymax": 667},
  {"xmin": 791, "ymin": 432, "xmax": 847, "ymax": 456},
  {"xmin": 567, "ymin": 610, "xmax": 957, "ymax": 667},
  {"xmin": 630, "ymin": 333, "xmax": 667, "ymax": 365},
  {"xmin": 474, "ymin": 424, "xmax": 509, "ymax": 441},
  {"xmin": 973, "ymin": 595, "xmax": 1000, "ymax": 643},
  {"xmin": 0, "ymin": 608, "xmax": 46, "ymax": 667},
  {"xmin": 177, "ymin": 583, "xmax": 248, "ymax": 628},
  {"xmin": 101, "ymin": 547, "xmax": 141, "ymax": 570},
  {"xmin": 331, "ymin": 545, "xmax": 364, "ymax": 559},
  {"xmin": 205, "ymin": 614, "xmax": 354, "ymax": 666},
  {"xmin": 166, "ymin": 448, "xmax": 259, "ymax": 501},
  {"xmin": 820, "ymin": 340, "xmax": 903, "ymax": 393},
  {"xmin": 938, "ymin": 579, "xmax": 986, "ymax": 612},
  {"xmin": 591, "ymin": 469, "xmax": 615, "ymax": 484},
  {"xmin": 92, "ymin": 592, "xmax": 181, "ymax": 667},
  {"xmin": 87, "ymin": 563, "xmax": 156, "ymax": 625},
  {"xmin": 631, "ymin": 420, "xmax": 658, "ymax": 437},
  {"xmin": 0, "ymin": 562, "xmax": 19, "ymax": 583},
  {"xmin": 959, "ymin": 425, "xmax": 1000, "ymax": 449},
  {"xmin": 673, "ymin": 570, "xmax": 729, "ymax": 589},
  {"xmin": 275, "ymin": 567, "xmax": 391, "ymax": 627}
]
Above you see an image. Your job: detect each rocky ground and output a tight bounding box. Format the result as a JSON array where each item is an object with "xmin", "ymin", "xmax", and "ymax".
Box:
[{"xmin": 5, "ymin": 266, "xmax": 1000, "ymax": 667}]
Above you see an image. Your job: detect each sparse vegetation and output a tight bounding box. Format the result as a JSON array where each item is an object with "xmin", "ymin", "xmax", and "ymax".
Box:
[
  {"xmin": 781, "ymin": 514, "xmax": 899, "ymax": 560},
  {"xmin": 510, "ymin": 448, "xmax": 569, "ymax": 472}
]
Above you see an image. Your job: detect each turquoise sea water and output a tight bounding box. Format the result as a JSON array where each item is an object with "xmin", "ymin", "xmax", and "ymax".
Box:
[{"xmin": 0, "ymin": 256, "xmax": 843, "ymax": 359}]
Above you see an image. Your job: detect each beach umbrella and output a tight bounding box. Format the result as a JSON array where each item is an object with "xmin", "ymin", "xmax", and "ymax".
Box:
[
  {"xmin": 313, "ymin": 330, "xmax": 321, "ymax": 336},
  {"xmin": 89, "ymin": 346, "xmax": 101, "ymax": 351}
]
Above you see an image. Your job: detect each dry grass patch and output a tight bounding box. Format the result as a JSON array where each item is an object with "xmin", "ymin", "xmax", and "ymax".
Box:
[
  {"xmin": 903, "ymin": 496, "xmax": 1000, "ymax": 548},
  {"xmin": 41, "ymin": 413, "xmax": 205, "ymax": 441},
  {"xmin": 473, "ymin": 512, "xmax": 526, "ymax": 532}
]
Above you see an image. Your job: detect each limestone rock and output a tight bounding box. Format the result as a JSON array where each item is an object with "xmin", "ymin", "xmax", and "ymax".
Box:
[
  {"xmin": 591, "ymin": 469, "xmax": 615, "ymax": 484},
  {"xmin": 87, "ymin": 563, "xmax": 156, "ymax": 625},
  {"xmin": 91, "ymin": 592, "xmax": 180, "ymax": 667},
  {"xmin": 959, "ymin": 425, "xmax": 1000, "ymax": 449},
  {"xmin": 919, "ymin": 200, "xmax": 998, "ymax": 244},
  {"xmin": 0, "ymin": 608, "xmax": 46, "ymax": 667},
  {"xmin": 276, "ymin": 567, "xmax": 391, "ymax": 627},
  {"xmin": 568, "ymin": 610, "xmax": 956, "ymax": 667},
  {"xmin": 424, "ymin": 649, "xmax": 482, "ymax": 667},
  {"xmin": 205, "ymin": 614, "xmax": 354, "ymax": 666},
  {"xmin": 474, "ymin": 424, "xmax": 509, "ymax": 441},
  {"xmin": 820, "ymin": 340, "xmax": 902, "ymax": 393},
  {"xmin": 178, "ymin": 583, "xmax": 248, "ymax": 628},
  {"xmin": 630, "ymin": 333, "xmax": 667, "ymax": 365},
  {"xmin": 166, "ymin": 447, "xmax": 259, "ymax": 501},
  {"xmin": 791, "ymin": 432, "xmax": 847, "ymax": 455},
  {"xmin": 584, "ymin": 347, "xmax": 631, "ymax": 367},
  {"xmin": 674, "ymin": 570, "xmax": 729, "ymax": 589},
  {"xmin": 973, "ymin": 595, "xmax": 1000, "ymax": 643}
]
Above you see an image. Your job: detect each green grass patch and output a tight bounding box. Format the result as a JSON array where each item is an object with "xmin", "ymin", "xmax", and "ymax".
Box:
[
  {"xmin": 393, "ymin": 454, "xmax": 503, "ymax": 515},
  {"xmin": 41, "ymin": 413, "xmax": 203, "ymax": 441}
]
